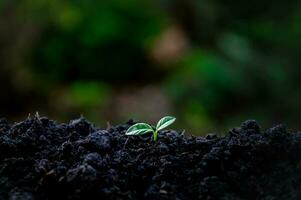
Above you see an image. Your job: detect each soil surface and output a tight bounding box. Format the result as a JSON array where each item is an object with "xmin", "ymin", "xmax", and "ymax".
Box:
[{"xmin": 0, "ymin": 116, "xmax": 301, "ymax": 200}]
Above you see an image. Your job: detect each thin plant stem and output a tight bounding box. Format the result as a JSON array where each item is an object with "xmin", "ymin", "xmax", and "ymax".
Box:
[{"xmin": 153, "ymin": 130, "xmax": 158, "ymax": 141}]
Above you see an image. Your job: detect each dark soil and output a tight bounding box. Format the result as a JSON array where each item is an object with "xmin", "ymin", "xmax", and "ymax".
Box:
[{"xmin": 1, "ymin": 116, "xmax": 301, "ymax": 200}]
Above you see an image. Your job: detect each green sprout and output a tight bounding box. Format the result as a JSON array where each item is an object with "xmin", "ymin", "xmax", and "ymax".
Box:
[{"xmin": 125, "ymin": 116, "xmax": 176, "ymax": 141}]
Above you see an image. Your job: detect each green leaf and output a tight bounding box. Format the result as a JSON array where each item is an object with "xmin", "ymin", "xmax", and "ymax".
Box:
[
  {"xmin": 156, "ymin": 116, "xmax": 176, "ymax": 131},
  {"xmin": 125, "ymin": 123, "xmax": 154, "ymax": 135}
]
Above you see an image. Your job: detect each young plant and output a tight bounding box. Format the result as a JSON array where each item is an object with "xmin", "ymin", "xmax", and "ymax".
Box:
[{"xmin": 125, "ymin": 116, "xmax": 176, "ymax": 141}]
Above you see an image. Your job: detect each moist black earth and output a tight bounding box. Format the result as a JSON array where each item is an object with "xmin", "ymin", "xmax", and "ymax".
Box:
[{"xmin": 1, "ymin": 116, "xmax": 301, "ymax": 200}]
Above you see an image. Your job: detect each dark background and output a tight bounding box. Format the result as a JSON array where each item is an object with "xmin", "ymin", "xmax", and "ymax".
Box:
[{"xmin": 1, "ymin": 0, "xmax": 301, "ymax": 134}]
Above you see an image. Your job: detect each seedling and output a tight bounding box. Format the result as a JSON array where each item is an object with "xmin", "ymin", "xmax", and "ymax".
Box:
[{"xmin": 125, "ymin": 116, "xmax": 176, "ymax": 141}]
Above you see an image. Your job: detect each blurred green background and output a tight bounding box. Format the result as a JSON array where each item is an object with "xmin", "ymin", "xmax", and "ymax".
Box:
[{"xmin": 1, "ymin": 0, "xmax": 301, "ymax": 134}]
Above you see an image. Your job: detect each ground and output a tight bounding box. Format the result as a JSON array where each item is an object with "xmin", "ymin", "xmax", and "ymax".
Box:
[{"xmin": 0, "ymin": 117, "xmax": 301, "ymax": 199}]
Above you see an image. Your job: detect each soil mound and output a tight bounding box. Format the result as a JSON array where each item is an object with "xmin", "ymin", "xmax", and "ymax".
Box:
[{"xmin": 0, "ymin": 117, "xmax": 301, "ymax": 199}]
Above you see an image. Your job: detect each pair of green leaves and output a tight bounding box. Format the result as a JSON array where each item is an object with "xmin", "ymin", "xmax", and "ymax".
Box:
[{"xmin": 125, "ymin": 116, "xmax": 176, "ymax": 141}]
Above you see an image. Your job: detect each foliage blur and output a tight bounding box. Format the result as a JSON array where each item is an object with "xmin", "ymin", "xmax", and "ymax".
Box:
[{"xmin": 1, "ymin": 0, "xmax": 301, "ymax": 134}]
